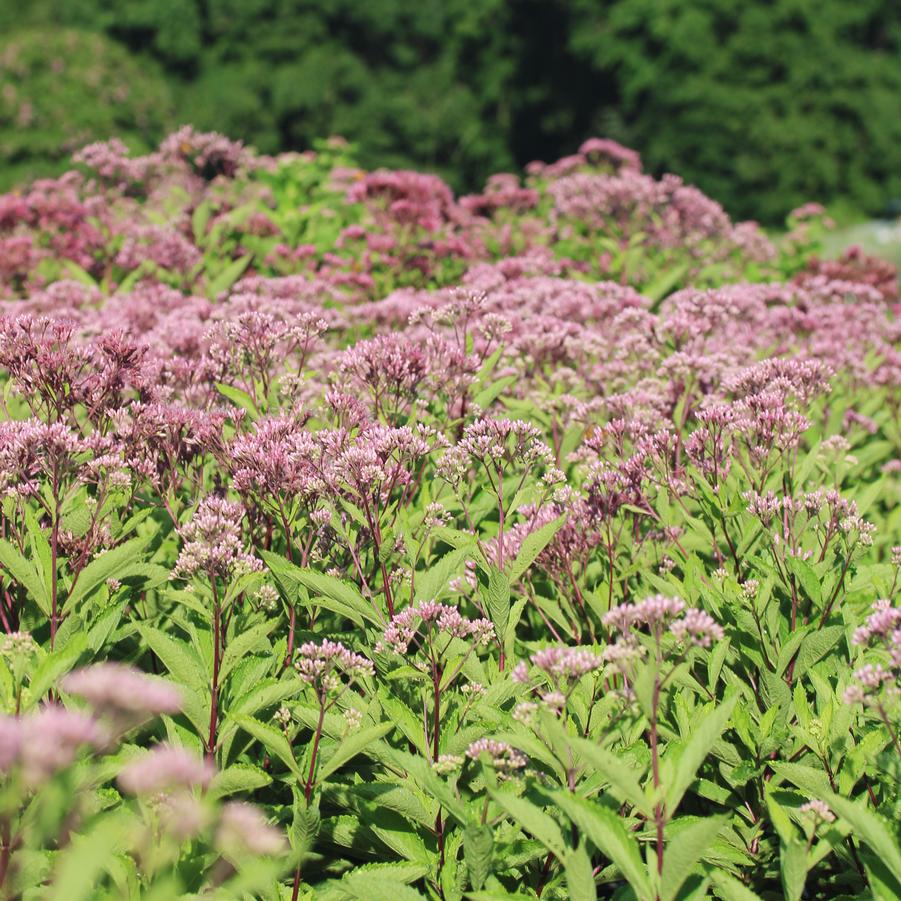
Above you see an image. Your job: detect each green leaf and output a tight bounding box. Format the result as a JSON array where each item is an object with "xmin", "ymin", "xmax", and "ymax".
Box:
[
  {"xmin": 62, "ymin": 259, "xmax": 99, "ymax": 287},
  {"xmin": 666, "ymin": 694, "xmax": 738, "ymax": 813},
  {"xmin": 785, "ymin": 557, "xmax": 821, "ymax": 608},
  {"xmin": 488, "ymin": 788, "xmax": 566, "ymax": 857},
  {"xmin": 139, "ymin": 625, "xmax": 209, "ymax": 693},
  {"xmin": 824, "ymin": 792, "xmax": 901, "ymax": 885},
  {"xmin": 24, "ymin": 506, "xmax": 51, "ymax": 601},
  {"xmin": 859, "ymin": 849, "xmax": 901, "ymax": 901},
  {"xmin": 218, "ymin": 620, "xmax": 276, "ymax": 682},
  {"xmin": 552, "ymin": 792, "xmax": 652, "ymax": 900},
  {"xmin": 216, "ymin": 382, "xmax": 259, "ymax": 418},
  {"xmin": 317, "ymin": 722, "xmax": 393, "ymax": 782},
  {"xmin": 28, "ymin": 633, "xmax": 88, "ymax": 705},
  {"xmin": 464, "ymin": 823, "xmax": 493, "ymax": 891},
  {"xmin": 568, "ymin": 736, "xmax": 652, "ymax": 816},
  {"xmin": 339, "ymin": 875, "xmax": 426, "ymax": 901},
  {"xmin": 767, "ymin": 762, "xmax": 832, "ymax": 800},
  {"xmin": 414, "ymin": 546, "xmax": 469, "ymax": 602},
  {"xmin": 208, "ymin": 763, "xmax": 272, "ymax": 799},
  {"xmin": 660, "ymin": 816, "xmax": 726, "ymax": 901},
  {"xmin": 0, "ymin": 537, "xmax": 49, "ymax": 615},
  {"xmin": 778, "ymin": 840, "xmax": 808, "ymax": 901},
  {"xmin": 290, "ymin": 790, "xmax": 321, "ymax": 858},
  {"xmin": 708, "ymin": 869, "xmax": 764, "ymax": 901},
  {"xmin": 231, "ymin": 713, "xmax": 301, "ymax": 778},
  {"xmin": 485, "ymin": 566, "xmax": 510, "ymax": 642},
  {"xmin": 474, "ymin": 375, "xmax": 517, "ymax": 409},
  {"xmin": 62, "ymin": 538, "xmax": 149, "ymax": 614},
  {"xmin": 262, "ymin": 551, "xmax": 379, "ymax": 627},
  {"xmin": 793, "ymin": 626, "xmax": 844, "ymax": 679},
  {"xmin": 46, "ymin": 809, "xmax": 132, "ymax": 901},
  {"xmin": 206, "ymin": 253, "xmax": 252, "ymax": 299},
  {"xmin": 564, "ymin": 842, "xmax": 597, "ymax": 901},
  {"xmin": 192, "ymin": 200, "xmax": 212, "ymax": 245},
  {"xmin": 385, "ymin": 748, "xmax": 468, "ymax": 825},
  {"xmin": 507, "ymin": 515, "xmax": 565, "ymax": 583}
]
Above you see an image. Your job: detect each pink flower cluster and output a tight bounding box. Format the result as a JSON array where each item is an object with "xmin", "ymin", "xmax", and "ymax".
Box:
[
  {"xmin": 295, "ymin": 639, "xmax": 374, "ymax": 692},
  {"xmin": 604, "ymin": 595, "xmax": 724, "ymax": 648},
  {"xmin": 380, "ymin": 602, "xmax": 494, "ymax": 655},
  {"xmin": 172, "ymin": 496, "xmax": 263, "ymax": 581}
]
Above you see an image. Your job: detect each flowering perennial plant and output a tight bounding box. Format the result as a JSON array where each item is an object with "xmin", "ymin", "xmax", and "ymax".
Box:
[{"xmin": 0, "ymin": 127, "xmax": 897, "ymax": 899}]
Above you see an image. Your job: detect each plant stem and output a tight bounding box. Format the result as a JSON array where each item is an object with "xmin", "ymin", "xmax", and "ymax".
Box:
[
  {"xmin": 304, "ymin": 700, "xmax": 326, "ymax": 803},
  {"xmin": 649, "ymin": 673, "xmax": 665, "ymax": 889},
  {"xmin": 207, "ymin": 578, "xmax": 222, "ymax": 763},
  {"xmin": 49, "ymin": 480, "xmax": 60, "ymax": 649}
]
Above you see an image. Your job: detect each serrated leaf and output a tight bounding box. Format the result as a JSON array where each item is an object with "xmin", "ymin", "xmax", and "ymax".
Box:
[
  {"xmin": 660, "ymin": 816, "xmax": 726, "ymax": 901},
  {"xmin": 218, "ymin": 619, "xmax": 275, "ymax": 682},
  {"xmin": 666, "ymin": 694, "xmax": 738, "ymax": 813},
  {"xmin": 552, "ymin": 791, "xmax": 652, "ymax": 900},
  {"xmin": 414, "ymin": 546, "xmax": 469, "ymax": 602},
  {"xmin": 778, "ymin": 840, "xmax": 807, "ymax": 901},
  {"xmin": 487, "ymin": 788, "xmax": 566, "ymax": 857},
  {"xmin": 27, "ymin": 633, "xmax": 88, "ymax": 706},
  {"xmin": 708, "ymin": 869, "xmax": 764, "ymax": 901},
  {"xmin": 216, "ymin": 382, "xmax": 259, "ymax": 417},
  {"xmin": 823, "ymin": 792, "xmax": 901, "ymax": 886},
  {"xmin": 785, "ymin": 556, "xmax": 821, "ymax": 608},
  {"xmin": 0, "ymin": 537, "xmax": 49, "ymax": 615},
  {"xmin": 486, "ymin": 566, "xmax": 510, "ymax": 642},
  {"xmin": 564, "ymin": 842, "xmax": 597, "ymax": 901},
  {"xmin": 63, "ymin": 538, "xmax": 149, "ymax": 614},
  {"xmin": 291, "ymin": 790, "xmax": 321, "ymax": 857},
  {"xmin": 793, "ymin": 626, "xmax": 843, "ymax": 680},
  {"xmin": 568, "ymin": 735, "xmax": 652, "ymax": 816},
  {"xmin": 317, "ymin": 722, "xmax": 393, "ymax": 782},
  {"xmin": 206, "ymin": 254, "xmax": 252, "ymax": 299},
  {"xmin": 262, "ymin": 551, "xmax": 379, "ymax": 627},
  {"xmin": 507, "ymin": 515, "xmax": 565, "ymax": 583},
  {"xmin": 208, "ymin": 763, "xmax": 272, "ymax": 799},
  {"xmin": 231, "ymin": 713, "xmax": 301, "ymax": 778},
  {"xmin": 139, "ymin": 625, "xmax": 208, "ymax": 692},
  {"xmin": 465, "ymin": 823, "xmax": 493, "ymax": 890}
]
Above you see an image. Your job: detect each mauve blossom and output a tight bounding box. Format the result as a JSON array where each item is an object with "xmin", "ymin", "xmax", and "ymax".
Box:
[
  {"xmin": 117, "ymin": 743, "xmax": 214, "ymax": 795},
  {"xmin": 215, "ymin": 802, "xmax": 286, "ymax": 856},
  {"xmin": 62, "ymin": 663, "xmax": 182, "ymax": 722},
  {"xmin": 295, "ymin": 639, "xmax": 374, "ymax": 692},
  {"xmin": 171, "ymin": 496, "xmax": 262, "ymax": 581},
  {"xmin": 380, "ymin": 602, "xmax": 494, "ymax": 656}
]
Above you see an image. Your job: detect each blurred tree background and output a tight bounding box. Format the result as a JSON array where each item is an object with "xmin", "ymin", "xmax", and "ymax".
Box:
[{"xmin": 1, "ymin": 0, "xmax": 900, "ymax": 223}]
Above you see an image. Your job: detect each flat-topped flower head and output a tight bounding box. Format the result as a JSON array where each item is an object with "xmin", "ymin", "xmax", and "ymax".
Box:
[
  {"xmin": 13, "ymin": 706, "xmax": 107, "ymax": 786},
  {"xmin": 530, "ymin": 646, "xmax": 605, "ymax": 682},
  {"xmin": 171, "ymin": 496, "xmax": 262, "ymax": 582},
  {"xmin": 0, "ymin": 631, "xmax": 38, "ymax": 661},
  {"xmin": 798, "ymin": 800, "xmax": 835, "ymax": 824},
  {"xmin": 843, "ymin": 663, "xmax": 897, "ymax": 707},
  {"xmin": 852, "ymin": 599, "xmax": 901, "ymax": 647},
  {"xmin": 215, "ymin": 802, "xmax": 286, "ymax": 857},
  {"xmin": 466, "ymin": 738, "xmax": 527, "ymax": 773},
  {"xmin": 295, "ymin": 639, "xmax": 374, "ymax": 694},
  {"xmin": 380, "ymin": 601, "xmax": 494, "ymax": 655},
  {"xmin": 670, "ymin": 608, "xmax": 725, "ymax": 648},
  {"xmin": 605, "ymin": 595, "xmax": 723, "ymax": 651},
  {"xmin": 117, "ymin": 743, "xmax": 214, "ymax": 795},
  {"xmin": 62, "ymin": 663, "xmax": 182, "ymax": 726},
  {"xmin": 603, "ymin": 594, "xmax": 686, "ymax": 634}
]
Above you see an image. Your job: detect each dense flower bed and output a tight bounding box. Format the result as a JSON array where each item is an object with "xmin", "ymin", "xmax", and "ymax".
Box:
[{"xmin": 0, "ymin": 129, "xmax": 898, "ymax": 900}]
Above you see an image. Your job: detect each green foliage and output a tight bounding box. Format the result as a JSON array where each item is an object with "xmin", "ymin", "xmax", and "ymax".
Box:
[
  {"xmin": 3, "ymin": 1, "xmax": 901, "ymax": 219},
  {"xmin": 0, "ymin": 28, "xmax": 173, "ymax": 190},
  {"xmin": 568, "ymin": 0, "xmax": 901, "ymax": 221}
]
